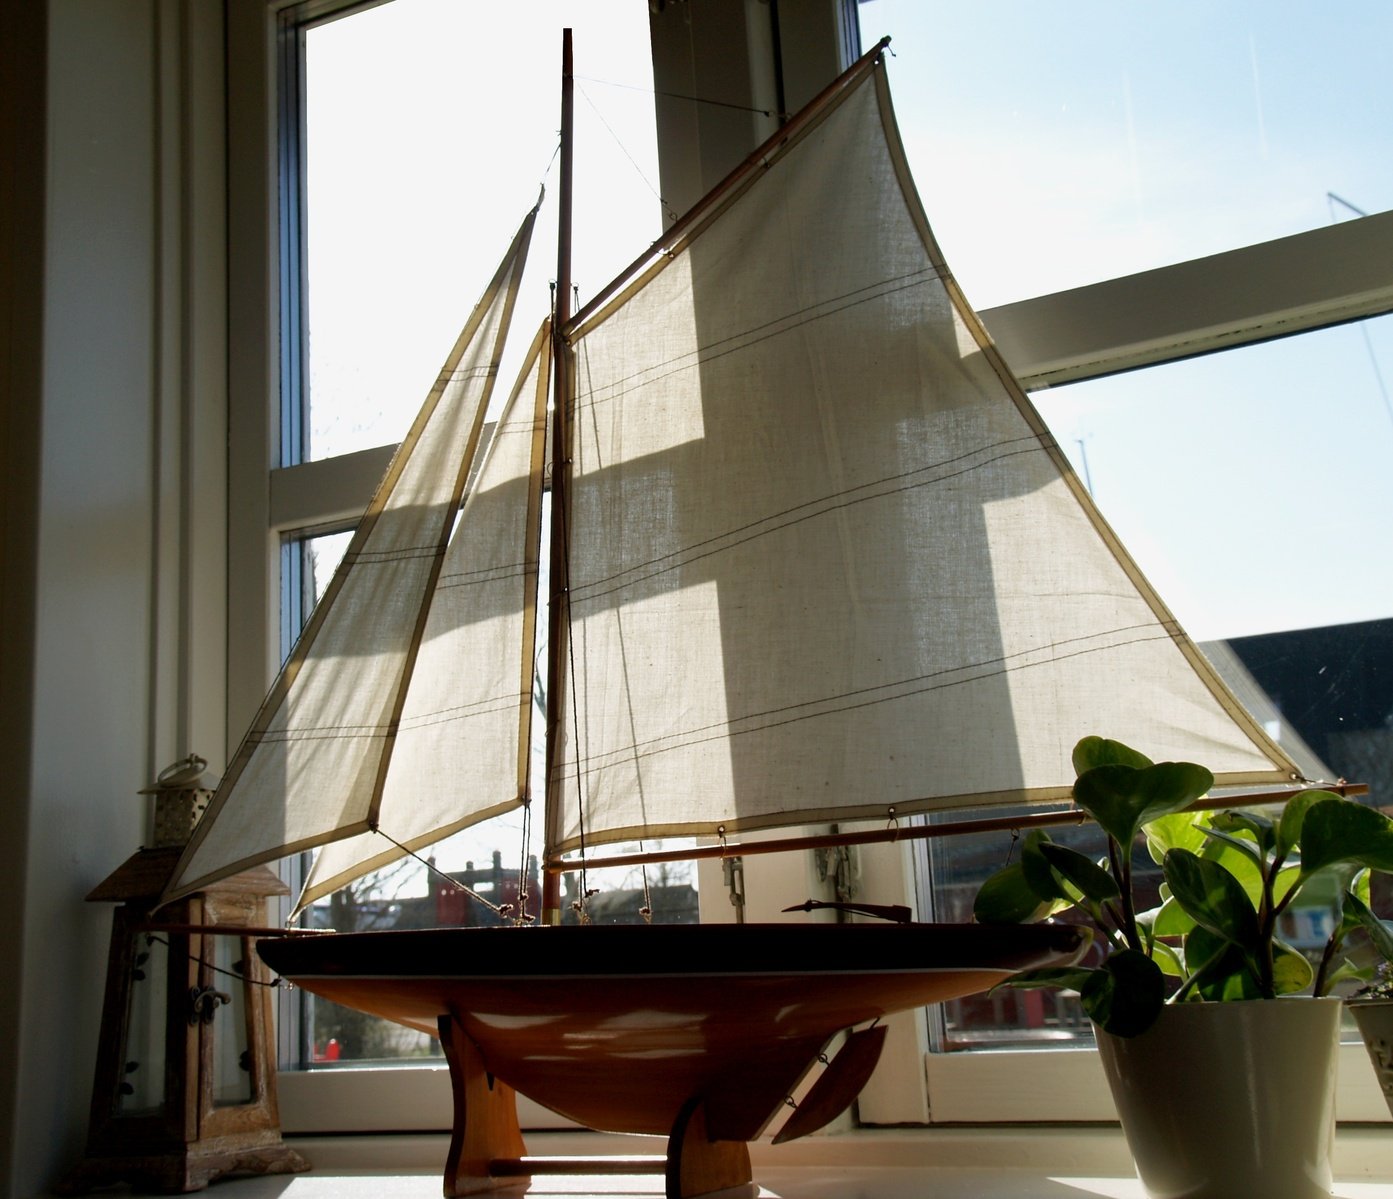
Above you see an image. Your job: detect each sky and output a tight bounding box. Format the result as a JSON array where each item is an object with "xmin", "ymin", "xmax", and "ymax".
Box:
[
  {"xmin": 857, "ymin": 0, "xmax": 1393, "ymax": 641},
  {"xmin": 304, "ymin": 1, "xmax": 661, "ymax": 462},
  {"xmin": 298, "ymin": 1, "xmax": 1393, "ymax": 894}
]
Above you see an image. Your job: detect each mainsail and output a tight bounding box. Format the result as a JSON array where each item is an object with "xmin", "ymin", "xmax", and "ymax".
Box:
[
  {"xmin": 545, "ymin": 52, "xmax": 1299, "ymax": 854},
  {"xmin": 166, "ymin": 43, "xmax": 1300, "ymax": 911}
]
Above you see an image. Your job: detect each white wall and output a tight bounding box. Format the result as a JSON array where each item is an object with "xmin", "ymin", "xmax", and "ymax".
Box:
[{"xmin": 3, "ymin": 3, "xmax": 227, "ymax": 1194}]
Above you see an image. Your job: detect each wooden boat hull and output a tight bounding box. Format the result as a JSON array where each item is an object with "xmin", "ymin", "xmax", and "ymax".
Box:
[{"xmin": 258, "ymin": 921, "xmax": 1084, "ymax": 1140}]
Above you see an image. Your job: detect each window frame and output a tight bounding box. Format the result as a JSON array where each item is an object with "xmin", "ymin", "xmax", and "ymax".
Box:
[{"xmin": 227, "ymin": 0, "xmax": 1393, "ymax": 1132}]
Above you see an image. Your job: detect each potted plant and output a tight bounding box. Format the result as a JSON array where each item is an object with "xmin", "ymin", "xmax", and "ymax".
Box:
[
  {"xmin": 1347, "ymin": 950, "xmax": 1393, "ymax": 1120},
  {"xmin": 974, "ymin": 735, "xmax": 1393, "ymax": 1199}
]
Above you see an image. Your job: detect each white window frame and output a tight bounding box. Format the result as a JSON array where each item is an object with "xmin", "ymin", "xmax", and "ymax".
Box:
[{"xmin": 227, "ymin": 0, "xmax": 1393, "ymax": 1134}]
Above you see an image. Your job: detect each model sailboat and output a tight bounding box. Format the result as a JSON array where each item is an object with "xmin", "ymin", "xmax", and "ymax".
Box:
[{"xmin": 164, "ymin": 33, "xmax": 1303, "ymax": 1198}]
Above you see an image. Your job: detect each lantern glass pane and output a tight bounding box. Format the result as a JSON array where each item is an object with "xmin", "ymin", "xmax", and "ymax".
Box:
[
  {"xmin": 211, "ymin": 936, "xmax": 254, "ymax": 1106},
  {"xmin": 116, "ymin": 932, "xmax": 168, "ymax": 1116}
]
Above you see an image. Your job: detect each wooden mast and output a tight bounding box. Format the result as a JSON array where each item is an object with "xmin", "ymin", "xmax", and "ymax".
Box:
[{"xmin": 541, "ymin": 29, "xmax": 575, "ymax": 922}]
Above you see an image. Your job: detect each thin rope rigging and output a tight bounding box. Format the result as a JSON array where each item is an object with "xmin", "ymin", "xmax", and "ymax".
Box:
[
  {"xmin": 142, "ymin": 933, "xmax": 287, "ymax": 990},
  {"xmin": 515, "ymin": 786, "xmax": 536, "ymax": 925},
  {"xmin": 577, "ymin": 84, "xmax": 678, "ymax": 226},
  {"xmin": 575, "ymin": 73, "xmax": 787, "ymax": 121},
  {"xmin": 371, "ymin": 826, "xmax": 512, "ymax": 919}
]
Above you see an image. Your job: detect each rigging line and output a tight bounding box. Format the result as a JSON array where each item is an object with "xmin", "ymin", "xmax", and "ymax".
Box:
[
  {"xmin": 143, "ymin": 933, "xmax": 285, "ymax": 989},
  {"xmin": 515, "ymin": 794, "xmax": 534, "ymax": 925},
  {"xmin": 1356, "ymin": 323, "xmax": 1393, "ymax": 435},
  {"xmin": 577, "ymin": 84, "xmax": 678, "ymax": 225},
  {"xmin": 1326, "ymin": 193, "xmax": 1393, "ymax": 437},
  {"xmin": 370, "ymin": 826, "xmax": 509, "ymax": 918},
  {"xmin": 538, "ymin": 136, "xmax": 562, "ymax": 197},
  {"xmin": 573, "ymin": 73, "xmax": 787, "ymax": 121}
]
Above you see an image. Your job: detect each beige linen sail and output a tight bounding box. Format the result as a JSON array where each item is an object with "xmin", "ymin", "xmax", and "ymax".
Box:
[
  {"xmin": 548, "ymin": 62, "xmax": 1295, "ymax": 855},
  {"xmin": 164, "ymin": 212, "xmax": 539, "ymax": 905},
  {"xmin": 165, "ymin": 51, "xmax": 1300, "ymax": 910},
  {"xmin": 298, "ymin": 324, "xmax": 550, "ymax": 910}
]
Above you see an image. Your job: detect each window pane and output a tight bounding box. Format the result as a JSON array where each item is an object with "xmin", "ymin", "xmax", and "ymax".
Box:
[
  {"xmin": 858, "ymin": 1, "xmax": 1393, "ymax": 306},
  {"xmin": 1043, "ymin": 315, "xmax": 1393, "ymax": 643},
  {"xmin": 926, "ymin": 318, "xmax": 1393, "ymax": 1050},
  {"xmin": 302, "ymin": 0, "xmax": 659, "ymax": 461},
  {"xmin": 279, "ymin": 526, "xmax": 697, "ymax": 1066}
]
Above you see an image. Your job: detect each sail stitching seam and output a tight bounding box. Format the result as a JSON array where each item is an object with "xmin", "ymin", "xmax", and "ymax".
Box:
[
  {"xmin": 576, "ymin": 267, "xmax": 942, "ymax": 407},
  {"xmin": 561, "ymin": 624, "xmax": 1178, "ymax": 775},
  {"xmin": 249, "ymin": 691, "xmax": 527, "ymax": 743},
  {"xmin": 568, "ymin": 438, "xmax": 1044, "ymax": 604}
]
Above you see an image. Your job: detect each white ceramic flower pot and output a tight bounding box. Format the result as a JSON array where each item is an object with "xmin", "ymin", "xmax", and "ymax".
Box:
[
  {"xmin": 1094, "ymin": 997, "xmax": 1341, "ymax": 1199},
  {"xmin": 1349, "ymin": 998, "xmax": 1393, "ymax": 1118}
]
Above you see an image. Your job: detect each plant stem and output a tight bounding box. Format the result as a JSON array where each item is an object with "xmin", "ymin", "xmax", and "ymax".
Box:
[
  {"xmin": 1312, "ymin": 932, "xmax": 1340, "ymax": 998},
  {"xmin": 1114, "ymin": 837, "xmax": 1140, "ymax": 951},
  {"xmin": 1257, "ymin": 857, "xmax": 1278, "ymax": 998},
  {"xmin": 1095, "ymin": 902, "xmax": 1128, "ymax": 952},
  {"xmin": 1175, "ymin": 941, "xmax": 1233, "ymax": 1002}
]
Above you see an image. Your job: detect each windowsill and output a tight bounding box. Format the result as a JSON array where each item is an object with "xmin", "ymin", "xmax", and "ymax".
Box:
[{"xmin": 158, "ymin": 1126, "xmax": 1393, "ymax": 1198}]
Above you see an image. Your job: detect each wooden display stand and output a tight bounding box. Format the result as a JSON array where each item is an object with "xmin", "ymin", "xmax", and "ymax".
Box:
[
  {"xmin": 60, "ymin": 848, "xmax": 308, "ymax": 1193},
  {"xmin": 436, "ymin": 1013, "xmax": 754, "ymax": 1199}
]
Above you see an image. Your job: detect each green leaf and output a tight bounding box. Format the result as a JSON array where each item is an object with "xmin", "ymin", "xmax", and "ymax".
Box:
[
  {"xmin": 1074, "ymin": 761, "xmax": 1214, "ymax": 849},
  {"xmin": 1020, "ymin": 830, "xmax": 1071, "ymax": 904},
  {"xmin": 973, "ymin": 859, "xmax": 1054, "ymax": 925},
  {"xmin": 1330, "ymin": 879, "xmax": 1368, "ymax": 943},
  {"xmin": 1149, "ymin": 938, "xmax": 1184, "ymax": 979},
  {"xmin": 1201, "ymin": 963, "xmax": 1264, "ymax": 1002},
  {"xmin": 1151, "ymin": 894, "xmax": 1196, "ymax": 938},
  {"xmin": 1038, "ymin": 841, "xmax": 1120, "ymax": 903},
  {"xmin": 1209, "ymin": 809, "xmax": 1275, "ymax": 857},
  {"xmin": 1198, "ymin": 824, "xmax": 1266, "ymax": 870},
  {"xmin": 1271, "ymin": 863, "xmax": 1301, "ymax": 909},
  {"xmin": 1271, "ymin": 938, "xmax": 1315, "ymax": 995},
  {"xmin": 1164, "ymin": 848, "xmax": 1260, "ymax": 951},
  {"xmin": 1072, "ymin": 736, "xmax": 1153, "ymax": 775},
  {"xmin": 1080, "ymin": 949, "xmax": 1165, "ymax": 1037},
  {"xmin": 1198, "ymin": 833, "xmax": 1268, "ymax": 911},
  {"xmin": 1354, "ymin": 868, "xmax": 1373, "ymax": 908},
  {"xmin": 993, "ymin": 965, "xmax": 1097, "ymax": 994},
  {"xmin": 1184, "ymin": 927, "xmax": 1261, "ymax": 1000},
  {"xmin": 1300, "ymin": 799, "xmax": 1393, "ymax": 877},
  {"xmin": 1346, "ymin": 888, "xmax": 1393, "ymax": 962},
  {"xmin": 1277, "ymin": 789, "xmax": 1341, "ymax": 857},
  {"xmin": 1144, "ymin": 810, "xmax": 1208, "ymax": 864},
  {"xmin": 1326, "ymin": 958, "xmax": 1374, "ymax": 990}
]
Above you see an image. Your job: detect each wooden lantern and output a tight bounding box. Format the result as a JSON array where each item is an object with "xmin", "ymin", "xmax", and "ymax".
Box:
[{"xmin": 60, "ymin": 845, "xmax": 308, "ymax": 1193}]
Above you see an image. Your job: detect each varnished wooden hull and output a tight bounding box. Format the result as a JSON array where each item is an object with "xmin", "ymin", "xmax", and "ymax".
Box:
[{"xmin": 258, "ymin": 921, "xmax": 1083, "ymax": 1140}]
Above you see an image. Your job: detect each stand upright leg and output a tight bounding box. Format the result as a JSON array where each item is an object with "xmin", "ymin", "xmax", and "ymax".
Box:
[
  {"xmin": 436, "ymin": 1014, "xmax": 528, "ymax": 1196},
  {"xmin": 665, "ymin": 1096, "xmax": 753, "ymax": 1199}
]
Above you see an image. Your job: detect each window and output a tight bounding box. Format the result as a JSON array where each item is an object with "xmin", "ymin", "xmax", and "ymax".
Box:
[
  {"xmin": 859, "ymin": 0, "xmax": 1393, "ymax": 307},
  {"xmin": 298, "ymin": 0, "xmax": 663, "ymax": 464},
  {"xmin": 228, "ymin": 0, "xmax": 1393, "ymax": 1132},
  {"xmin": 268, "ymin": 0, "xmax": 675, "ymax": 1081},
  {"xmin": 855, "ymin": 0, "xmax": 1393, "ymax": 1122}
]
